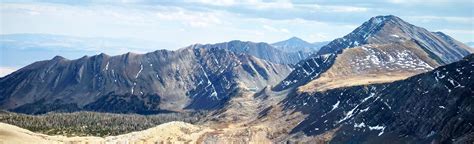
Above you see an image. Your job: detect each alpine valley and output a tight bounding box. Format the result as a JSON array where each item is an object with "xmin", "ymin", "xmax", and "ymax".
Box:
[{"xmin": 1, "ymin": 15, "xmax": 473, "ymax": 144}]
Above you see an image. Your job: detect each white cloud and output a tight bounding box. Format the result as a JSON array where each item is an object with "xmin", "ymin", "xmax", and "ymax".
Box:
[
  {"xmin": 8, "ymin": 1, "xmax": 470, "ymax": 50},
  {"xmin": 308, "ymin": 33, "xmax": 329, "ymax": 41},
  {"xmin": 297, "ymin": 3, "xmax": 369, "ymax": 13},
  {"xmin": 191, "ymin": 0, "xmax": 294, "ymax": 9},
  {"xmin": 325, "ymin": 5, "xmax": 368, "ymax": 12},
  {"xmin": 436, "ymin": 29, "xmax": 474, "ymax": 34},
  {"xmin": 407, "ymin": 16, "xmax": 474, "ymax": 24},
  {"xmin": 245, "ymin": 0, "xmax": 293, "ymax": 9},
  {"xmin": 387, "ymin": 0, "xmax": 468, "ymax": 4},
  {"xmin": 262, "ymin": 25, "xmax": 290, "ymax": 33},
  {"xmin": 193, "ymin": 0, "xmax": 366, "ymax": 13},
  {"xmin": 281, "ymin": 28, "xmax": 290, "ymax": 33},
  {"xmin": 196, "ymin": 0, "xmax": 236, "ymax": 6},
  {"xmin": 155, "ymin": 8, "xmax": 223, "ymax": 28}
]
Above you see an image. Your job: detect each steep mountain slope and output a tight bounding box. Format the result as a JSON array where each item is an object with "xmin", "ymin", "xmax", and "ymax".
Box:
[
  {"xmin": 0, "ymin": 47, "xmax": 292, "ymax": 114},
  {"xmin": 317, "ymin": 15, "xmax": 473, "ymax": 64},
  {"xmin": 272, "ymin": 37, "xmax": 325, "ymax": 53},
  {"xmin": 191, "ymin": 40, "xmax": 310, "ymax": 64},
  {"xmin": 299, "ymin": 40, "xmax": 439, "ymax": 93},
  {"xmin": 274, "ymin": 15, "xmax": 472, "ymax": 91},
  {"xmin": 283, "ymin": 54, "xmax": 474, "ymax": 143},
  {"xmin": 273, "ymin": 53, "xmax": 337, "ymax": 91}
]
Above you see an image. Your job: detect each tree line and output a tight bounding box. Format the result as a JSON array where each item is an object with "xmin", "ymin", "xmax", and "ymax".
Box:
[{"xmin": 0, "ymin": 110, "xmax": 206, "ymax": 137}]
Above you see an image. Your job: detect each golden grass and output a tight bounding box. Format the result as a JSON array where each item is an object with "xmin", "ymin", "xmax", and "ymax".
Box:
[
  {"xmin": 299, "ymin": 41, "xmax": 439, "ymax": 93},
  {"xmin": 299, "ymin": 73, "xmax": 412, "ymax": 93}
]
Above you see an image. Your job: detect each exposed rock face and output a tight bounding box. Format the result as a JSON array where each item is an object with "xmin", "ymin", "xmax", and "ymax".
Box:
[
  {"xmin": 272, "ymin": 53, "xmax": 337, "ymax": 91},
  {"xmin": 0, "ymin": 47, "xmax": 292, "ymax": 114},
  {"xmin": 298, "ymin": 40, "xmax": 440, "ymax": 93},
  {"xmin": 274, "ymin": 15, "xmax": 473, "ymax": 91},
  {"xmin": 283, "ymin": 54, "xmax": 474, "ymax": 143},
  {"xmin": 317, "ymin": 15, "xmax": 472, "ymax": 64},
  {"xmin": 270, "ymin": 15, "xmax": 474, "ymax": 143},
  {"xmin": 191, "ymin": 40, "xmax": 311, "ymax": 64}
]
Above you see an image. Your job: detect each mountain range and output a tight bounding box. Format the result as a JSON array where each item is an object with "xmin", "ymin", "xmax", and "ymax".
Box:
[
  {"xmin": 0, "ymin": 15, "xmax": 473, "ymax": 143},
  {"xmin": 0, "ymin": 47, "xmax": 291, "ymax": 114}
]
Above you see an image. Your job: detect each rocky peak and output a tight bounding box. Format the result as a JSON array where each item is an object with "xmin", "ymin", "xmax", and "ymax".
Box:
[
  {"xmin": 317, "ymin": 15, "xmax": 411, "ymax": 55},
  {"xmin": 51, "ymin": 55, "xmax": 67, "ymax": 61},
  {"xmin": 272, "ymin": 36, "xmax": 317, "ymax": 53},
  {"xmin": 277, "ymin": 15, "xmax": 472, "ymax": 92},
  {"xmin": 317, "ymin": 15, "xmax": 472, "ymax": 64},
  {"xmin": 287, "ymin": 37, "xmax": 307, "ymax": 43},
  {"xmin": 190, "ymin": 40, "xmax": 311, "ymax": 64}
]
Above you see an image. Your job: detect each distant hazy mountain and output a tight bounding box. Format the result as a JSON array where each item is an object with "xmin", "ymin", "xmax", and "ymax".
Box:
[
  {"xmin": 312, "ymin": 41, "xmax": 330, "ymax": 49},
  {"xmin": 466, "ymin": 42, "xmax": 474, "ymax": 48},
  {"xmin": 0, "ymin": 48, "xmax": 291, "ymax": 114},
  {"xmin": 192, "ymin": 40, "xmax": 311, "ymax": 64},
  {"xmin": 0, "ymin": 33, "xmax": 161, "ymax": 68},
  {"xmin": 272, "ymin": 37, "xmax": 327, "ymax": 53}
]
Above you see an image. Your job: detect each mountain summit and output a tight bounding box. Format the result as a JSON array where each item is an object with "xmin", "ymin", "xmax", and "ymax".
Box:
[
  {"xmin": 272, "ymin": 37, "xmax": 325, "ymax": 53},
  {"xmin": 317, "ymin": 15, "xmax": 472, "ymax": 64},
  {"xmin": 191, "ymin": 40, "xmax": 311, "ymax": 64},
  {"xmin": 274, "ymin": 15, "xmax": 473, "ymax": 91}
]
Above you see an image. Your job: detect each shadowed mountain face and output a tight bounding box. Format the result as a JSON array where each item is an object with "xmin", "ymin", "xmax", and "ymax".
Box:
[
  {"xmin": 0, "ymin": 47, "xmax": 291, "ymax": 114},
  {"xmin": 274, "ymin": 15, "xmax": 473, "ymax": 91},
  {"xmin": 284, "ymin": 54, "xmax": 474, "ymax": 143},
  {"xmin": 273, "ymin": 15, "xmax": 474, "ymax": 143},
  {"xmin": 191, "ymin": 40, "xmax": 311, "ymax": 64}
]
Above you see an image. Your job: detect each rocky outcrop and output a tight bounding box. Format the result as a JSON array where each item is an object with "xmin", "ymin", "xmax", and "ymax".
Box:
[{"xmin": 284, "ymin": 54, "xmax": 474, "ymax": 143}]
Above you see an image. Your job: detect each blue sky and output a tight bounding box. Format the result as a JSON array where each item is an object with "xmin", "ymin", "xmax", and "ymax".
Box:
[
  {"xmin": 0, "ymin": 0, "xmax": 473, "ymax": 76},
  {"xmin": 1, "ymin": 0, "xmax": 473, "ymax": 48}
]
